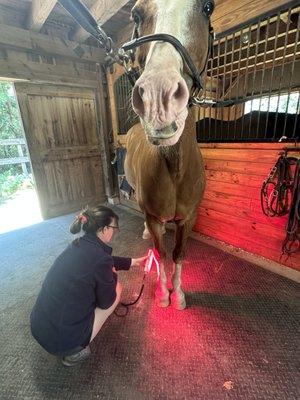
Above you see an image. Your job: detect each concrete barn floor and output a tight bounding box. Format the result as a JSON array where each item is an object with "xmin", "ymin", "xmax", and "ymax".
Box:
[{"xmin": 0, "ymin": 206, "xmax": 299, "ymax": 400}]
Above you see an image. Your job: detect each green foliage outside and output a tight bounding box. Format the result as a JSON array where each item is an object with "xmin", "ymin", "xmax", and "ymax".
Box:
[{"xmin": 0, "ymin": 82, "xmax": 33, "ymax": 201}]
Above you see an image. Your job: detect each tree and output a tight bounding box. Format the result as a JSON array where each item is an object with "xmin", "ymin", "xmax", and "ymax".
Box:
[
  {"xmin": 0, "ymin": 82, "xmax": 23, "ymax": 139},
  {"xmin": 0, "ymin": 82, "xmax": 27, "ymax": 175}
]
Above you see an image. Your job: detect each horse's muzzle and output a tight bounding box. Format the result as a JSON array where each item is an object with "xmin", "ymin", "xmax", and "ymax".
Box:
[{"xmin": 146, "ymin": 122, "xmax": 178, "ymax": 144}]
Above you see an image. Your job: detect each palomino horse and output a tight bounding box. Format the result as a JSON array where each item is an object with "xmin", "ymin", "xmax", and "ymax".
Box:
[{"xmin": 125, "ymin": 0, "xmax": 215, "ymax": 309}]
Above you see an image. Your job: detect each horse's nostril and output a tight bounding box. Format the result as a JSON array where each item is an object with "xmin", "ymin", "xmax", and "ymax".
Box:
[
  {"xmin": 132, "ymin": 84, "xmax": 145, "ymax": 117},
  {"xmin": 138, "ymin": 86, "xmax": 144, "ymax": 98},
  {"xmin": 171, "ymin": 122, "xmax": 178, "ymax": 132},
  {"xmin": 174, "ymin": 82, "xmax": 184, "ymax": 100}
]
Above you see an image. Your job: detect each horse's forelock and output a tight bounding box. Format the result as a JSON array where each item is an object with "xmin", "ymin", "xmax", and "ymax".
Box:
[{"xmin": 134, "ymin": 0, "xmax": 210, "ymax": 70}]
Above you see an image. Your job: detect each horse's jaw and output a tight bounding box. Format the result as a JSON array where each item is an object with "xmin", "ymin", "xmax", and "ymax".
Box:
[{"xmin": 140, "ymin": 107, "xmax": 188, "ymax": 146}]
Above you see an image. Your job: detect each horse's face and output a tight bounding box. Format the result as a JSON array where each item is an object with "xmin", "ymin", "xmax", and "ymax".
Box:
[{"xmin": 131, "ymin": 0, "xmax": 214, "ymax": 146}]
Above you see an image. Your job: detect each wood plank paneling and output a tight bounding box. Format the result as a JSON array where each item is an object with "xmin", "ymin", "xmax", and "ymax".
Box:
[
  {"xmin": 213, "ymin": 0, "xmax": 294, "ymax": 34},
  {"xmin": 204, "ymin": 159, "xmax": 276, "ymax": 175},
  {"xmin": 195, "ymin": 142, "xmax": 300, "ymax": 271}
]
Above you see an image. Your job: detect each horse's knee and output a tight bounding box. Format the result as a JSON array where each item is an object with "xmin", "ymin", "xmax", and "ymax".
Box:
[
  {"xmin": 142, "ymin": 222, "xmax": 151, "ymax": 239},
  {"xmin": 172, "ymin": 249, "xmax": 184, "ymax": 264}
]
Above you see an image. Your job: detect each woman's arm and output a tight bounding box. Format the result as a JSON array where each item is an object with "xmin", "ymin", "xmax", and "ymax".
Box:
[
  {"xmin": 112, "ymin": 256, "xmax": 132, "ymax": 271},
  {"xmin": 94, "ymin": 258, "xmax": 118, "ymax": 309},
  {"xmin": 113, "ymin": 256, "xmax": 147, "ymax": 271}
]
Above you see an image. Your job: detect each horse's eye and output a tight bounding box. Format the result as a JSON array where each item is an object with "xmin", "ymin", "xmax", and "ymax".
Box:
[
  {"xmin": 132, "ymin": 9, "xmax": 142, "ymax": 25},
  {"xmin": 203, "ymin": 1, "xmax": 214, "ymax": 17}
]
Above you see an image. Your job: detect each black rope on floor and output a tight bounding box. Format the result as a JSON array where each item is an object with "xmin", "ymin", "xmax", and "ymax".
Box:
[{"xmin": 114, "ymin": 273, "xmax": 147, "ymax": 317}]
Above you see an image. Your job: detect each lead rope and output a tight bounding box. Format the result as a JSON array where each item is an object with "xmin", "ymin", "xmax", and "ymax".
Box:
[
  {"xmin": 281, "ymin": 159, "xmax": 300, "ymax": 254},
  {"xmin": 114, "ymin": 250, "xmax": 160, "ymax": 317}
]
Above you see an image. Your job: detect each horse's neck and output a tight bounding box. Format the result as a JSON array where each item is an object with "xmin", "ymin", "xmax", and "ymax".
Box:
[
  {"xmin": 157, "ymin": 113, "xmax": 196, "ymax": 175},
  {"xmin": 158, "ymin": 141, "xmax": 182, "ymax": 174}
]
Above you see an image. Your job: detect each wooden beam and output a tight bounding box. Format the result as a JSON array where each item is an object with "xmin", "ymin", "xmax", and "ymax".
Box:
[
  {"xmin": 0, "ymin": 138, "xmax": 26, "ymax": 145},
  {"xmin": 0, "ymin": 48, "xmax": 98, "ymax": 87},
  {"xmin": 27, "ymin": 0, "xmax": 57, "ymax": 32},
  {"xmin": 0, "ymin": 156, "xmax": 29, "ymax": 166},
  {"xmin": 95, "ymin": 64, "xmax": 115, "ymax": 198},
  {"xmin": 0, "ymin": 23, "xmax": 104, "ymax": 64},
  {"xmin": 73, "ymin": 0, "xmax": 130, "ymax": 44}
]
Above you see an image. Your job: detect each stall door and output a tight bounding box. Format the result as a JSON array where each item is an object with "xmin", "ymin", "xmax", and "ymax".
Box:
[{"xmin": 15, "ymin": 83, "xmax": 106, "ymax": 219}]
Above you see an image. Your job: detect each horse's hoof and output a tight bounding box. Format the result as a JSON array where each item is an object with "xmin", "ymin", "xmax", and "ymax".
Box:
[
  {"xmin": 155, "ymin": 289, "xmax": 170, "ymax": 308},
  {"xmin": 170, "ymin": 291, "xmax": 186, "ymax": 310},
  {"xmin": 142, "ymin": 231, "xmax": 151, "ymax": 240},
  {"xmin": 155, "ymin": 297, "xmax": 170, "ymax": 308}
]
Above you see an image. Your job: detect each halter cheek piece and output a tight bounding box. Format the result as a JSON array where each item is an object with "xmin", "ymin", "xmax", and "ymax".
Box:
[{"xmin": 59, "ymin": 0, "xmax": 227, "ymax": 107}]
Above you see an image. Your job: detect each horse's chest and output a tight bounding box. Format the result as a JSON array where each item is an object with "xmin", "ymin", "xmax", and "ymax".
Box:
[{"xmin": 136, "ymin": 161, "xmax": 176, "ymax": 206}]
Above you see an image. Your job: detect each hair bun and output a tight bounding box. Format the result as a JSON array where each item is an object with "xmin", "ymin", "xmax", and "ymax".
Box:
[{"xmin": 78, "ymin": 214, "xmax": 88, "ymax": 224}]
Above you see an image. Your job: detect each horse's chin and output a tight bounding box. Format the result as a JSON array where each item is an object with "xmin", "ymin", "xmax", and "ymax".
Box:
[
  {"xmin": 141, "ymin": 113, "xmax": 187, "ymax": 147},
  {"xmin": 146, "ymin": 126, "xmax": 184, "ymax": 146}
]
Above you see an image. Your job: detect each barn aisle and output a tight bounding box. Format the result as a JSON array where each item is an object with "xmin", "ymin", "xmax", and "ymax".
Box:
[{"xmin": 0, "ymin": 206, "xmax": 299, "ymax": 400}]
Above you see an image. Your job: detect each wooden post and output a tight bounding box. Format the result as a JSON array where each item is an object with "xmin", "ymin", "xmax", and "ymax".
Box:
[{"xmin": 95, "ymin": 63, "xmax": 117, "ymax": 201}]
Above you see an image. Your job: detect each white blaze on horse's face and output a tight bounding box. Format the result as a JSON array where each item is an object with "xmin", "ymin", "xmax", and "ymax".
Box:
[{"xmin": 132, "ymin": 0, "xmax": 211, "ymax": 146}]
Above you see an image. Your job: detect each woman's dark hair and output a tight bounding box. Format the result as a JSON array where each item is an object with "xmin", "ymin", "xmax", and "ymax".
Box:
[{"xmin": 70, "ymin": 205, "xmax": 119, "ymax": 235}]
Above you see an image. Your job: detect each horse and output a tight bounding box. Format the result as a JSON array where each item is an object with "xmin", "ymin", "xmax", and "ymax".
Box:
[{"xmin": 124, "ymin": 0, "xmax": 215, "ymax": 309}]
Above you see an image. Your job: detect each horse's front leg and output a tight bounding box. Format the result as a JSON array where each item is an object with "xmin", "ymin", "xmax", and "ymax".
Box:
[
  {"xmin": 145, "ymin": 214, "xmax": 169, "ymax": 307},
  {"xmin": 171, "ymin": 213, "xmax": 196, "ymax": 310}
]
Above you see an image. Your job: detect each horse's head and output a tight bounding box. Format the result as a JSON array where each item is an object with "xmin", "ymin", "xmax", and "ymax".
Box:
[{"xmin": 131, "ymin": 0, "xmax": 214, "ymax": 146}]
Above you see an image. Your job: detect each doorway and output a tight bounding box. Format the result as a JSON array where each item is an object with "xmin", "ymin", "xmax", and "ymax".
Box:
[{"xmin": 0, "ymin": 81, "xmax": 42, "ymax": 234}]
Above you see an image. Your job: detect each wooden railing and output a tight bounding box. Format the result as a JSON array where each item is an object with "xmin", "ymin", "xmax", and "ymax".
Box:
[{"xmin": 0, "ymin": 138, "xmax": 30, "ymax": 175}]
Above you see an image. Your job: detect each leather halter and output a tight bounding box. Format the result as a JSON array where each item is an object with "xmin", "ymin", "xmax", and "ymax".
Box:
[
  {"xmin": 121, "ymin": 2, "xmax": 215, "ymax": 105},
  {"xmin": 121, "ymin": 26, "xmax": 215, "ymax": 93},
  {"xmin": 59, "ymin": 0, "xmax": 218, "ymax": 107}
]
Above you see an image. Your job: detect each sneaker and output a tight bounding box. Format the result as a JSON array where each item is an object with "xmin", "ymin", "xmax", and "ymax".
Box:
[{"xmin": 61, "ymin": 346, "xmax": 91, "ymax": 367}]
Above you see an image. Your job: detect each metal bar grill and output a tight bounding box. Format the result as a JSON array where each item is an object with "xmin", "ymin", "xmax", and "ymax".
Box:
[
  {"xmin": 197, "ymin": 3, "xmax": 300, "ymax": 143},
  {"xmin": 114, "ymin": 73, "xmax": 138, "ymax": 134}
]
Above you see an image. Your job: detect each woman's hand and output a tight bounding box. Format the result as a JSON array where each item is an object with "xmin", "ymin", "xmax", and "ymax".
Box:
[{"xmin": 131, "ymin": 256, "xmax": 148, "ymax": 267}]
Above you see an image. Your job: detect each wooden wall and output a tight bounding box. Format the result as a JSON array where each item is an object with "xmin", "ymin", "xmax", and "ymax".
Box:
[
  {"xmin": 212, "ymin": 0, "xmax": 293, "ymax": 34},
  {"xmin": 195, "ymin": 143, "xmax": 300, "ymax": 271}
]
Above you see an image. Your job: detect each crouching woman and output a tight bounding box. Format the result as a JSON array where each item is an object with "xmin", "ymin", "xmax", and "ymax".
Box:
[{"xmin": 30, "ymin": 205, "xmax": 145, "ymax": 367}]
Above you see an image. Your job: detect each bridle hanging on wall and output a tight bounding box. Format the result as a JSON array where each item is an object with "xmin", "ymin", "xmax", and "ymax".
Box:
[
  {"xmin": 261, "ymin": 147, "xmax": 300, "ymax": 255},
  {"xmin": 58, "ymin": 0, "xmax": 226, "ymax": 108}
]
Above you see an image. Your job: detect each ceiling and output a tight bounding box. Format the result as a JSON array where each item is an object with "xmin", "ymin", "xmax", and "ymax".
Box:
[{"xmin": 0, "ymin": 0, "xmax": 135, "ymax": 43}]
